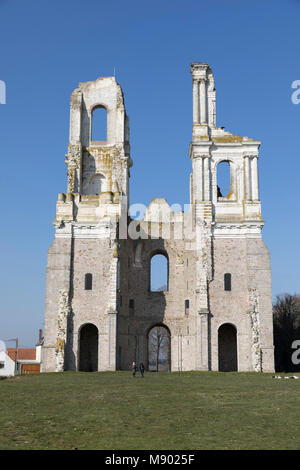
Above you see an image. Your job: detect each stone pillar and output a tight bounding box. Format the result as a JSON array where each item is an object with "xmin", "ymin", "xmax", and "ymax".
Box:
[
  {"xmin": 199, "ymin": 311, "xmax": 209, "ymax": 369},
  {"xmin": 191, "ymin": 63, "xmax": 211, "ymax": 137},
  {"xmin": 203, "ymin": 156, "xmax": 210, "ymax": 201},
  {"xmin": 245, "ymin": 155, "xmax": 252, "ymax": 201},
  {"xmin": 193, "ymin": 156, "xmax": 203, "ymax": 202},
  {"xmin": 199, "ymin": 79, "xmax": 207, "ymax": 124},
  {"xmin": 251, "ymin": 156, "xmax": 259, "ymax": 201},
  {"xmin": 65, "ymin": 143, "xmax": 82, "ymax": 193},
  {"xmin": 107, "ymin": 240, "xmax": 119, "ymax": 370},
  {"xmin": 108, "ymin": 310, "xmax": 117, "ymax": 370},
  {"xmin": 211, "ymin": 92, "xmax": 216, "ymax": 127},
  {"xmin": 174, "ymin": 334, "xmax": 183, "ymax": 372},
  {"xmin": 248, "ymin": 288, "xmax": 262, "ymax": 372},
  {"xmin": 193, "ymin": 79, "xmax": 199, "ymax": 124},
  {"xmin": 69, "ymin": 89, "xmax": 82, "ymax": 142},
  {"xmin": 55, "ymin": 290, "xmax": 71, "ymax": 372}
]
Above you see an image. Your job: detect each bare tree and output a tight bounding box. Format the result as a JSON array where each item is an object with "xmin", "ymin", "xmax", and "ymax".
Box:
[
  {"xmin": 273, "ymin": 294, "xmax": 300, "ymax": 372},
  {"xmin": 149, "ymin": 326, "xmax": 170, "ymax": 371}
]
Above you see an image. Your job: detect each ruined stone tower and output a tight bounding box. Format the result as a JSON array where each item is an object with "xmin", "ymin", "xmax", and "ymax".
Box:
[{"xmin": 42, "ymin": 64, "xmax": 274, "ymax": 373}]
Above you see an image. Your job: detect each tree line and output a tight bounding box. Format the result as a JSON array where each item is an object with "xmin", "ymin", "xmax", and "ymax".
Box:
[{"xmin": 273, "ymin": 294, "xmax": 300, "ymax": 372}]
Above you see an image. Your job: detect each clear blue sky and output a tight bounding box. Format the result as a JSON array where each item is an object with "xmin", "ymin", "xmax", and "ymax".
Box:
[{"xmin": 0, "ymin": 0, "xmax": 299, "ymax": 347}]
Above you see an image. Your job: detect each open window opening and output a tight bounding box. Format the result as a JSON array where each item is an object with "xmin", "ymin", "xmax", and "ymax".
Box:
[
  {"xmin": 217, "ymin": 161, "xmax": 231, "ymax": 199},
  {"xmin": 92, "ymin": 106, "xmax": 107, "ymax": 141},
  {"xmin": 150, "ymin": 253, "xmax": 168, "ymax": 292}
]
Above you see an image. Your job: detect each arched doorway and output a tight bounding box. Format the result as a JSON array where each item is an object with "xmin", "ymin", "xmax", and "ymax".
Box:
[
  {"xmin": 218, "ymin": 323, "xmax": 238, "ymax": 372},
  {"xmin": 148, "ymin": 324, "xmax": 171, "ymax": 371},
  {"xmin": 78, "ymin": 323, "xmax": 98, "ymax": 372}
]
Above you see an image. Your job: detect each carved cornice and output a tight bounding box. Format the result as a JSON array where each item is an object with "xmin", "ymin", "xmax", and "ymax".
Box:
[
  {"xmin": 212, "ymin": 222, "xmax": 263, "ymax": 239},
  {"xmin": 86, "ymin": 144, "xmax": 123, "ymax": 160},
  {"xmin": 190, "ymin": 62, "xmax": 211, "ymax": 79},
  {"xmin": 192, "ymin": 153, "xmax": 210, "ymax": 160},
  {"xmin": 244, "ymin": 154, "xmax": 258, "ymax": 160}
]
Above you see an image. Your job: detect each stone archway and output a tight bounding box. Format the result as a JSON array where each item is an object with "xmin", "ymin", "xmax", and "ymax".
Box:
[
  {"xmin": 78, "ymin": 323, "xmax": 98, "ymax": 372},
  {"xmin": 218, "ymin": 323, "xmax": 238, "ymax": 372},
  {"xmin": 148, "ymin": 324, "xmax": 171, "ymax": 371}
]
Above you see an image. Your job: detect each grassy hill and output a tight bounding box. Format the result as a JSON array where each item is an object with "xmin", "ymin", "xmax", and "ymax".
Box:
[{"xmin": 0, "ymin": 371, "xmax": 300, "ymax": 450}]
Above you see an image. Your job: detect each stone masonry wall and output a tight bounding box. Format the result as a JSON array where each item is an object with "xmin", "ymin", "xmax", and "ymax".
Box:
[
  {"xmin": 118, "ymin": 228, "xmax": 200, "ymax": 372},
  {"xmin": 209, "ymin": 237, "xmax": 274, "ymax": 372},
  {"xmin": 67, "ymin": 237, "xmax": 116, "ymax": 371}
]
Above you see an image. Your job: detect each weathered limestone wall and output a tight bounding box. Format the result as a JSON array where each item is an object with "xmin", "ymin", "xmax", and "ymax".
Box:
[
  {"xmin": 209, "ymin": 237, "xmax": 274, "ymax": 372},
  {"xmin": 43, "ymin": 235, "xmax": 119, "ymax": 372},
  {"xmin": 66, "ymin": 238, "xmax": 116, "ymax": 371},
  {"xmin": 42, "ymin": 238, "xmax": 72, "ymax": 372},
  {"xmin": 210, "ymin": 238, "xmax": 250, "ymax": 371},
  {"xmin": 246, "ymin": 238, "xmax": 274, "ymax": 372},
  {"xmin": 117, "ymin": 228, "xmax": 200, "ymax": 372}
]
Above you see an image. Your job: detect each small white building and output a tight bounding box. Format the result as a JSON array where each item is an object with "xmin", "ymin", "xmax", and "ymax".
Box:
[{"xmin": 0, "ymin": 349, "xmax": 15, "ymax": 377}]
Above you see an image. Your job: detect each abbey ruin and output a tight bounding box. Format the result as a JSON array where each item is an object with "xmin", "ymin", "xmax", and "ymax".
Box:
[{"xmin": 42, "ymin": 63, "xmax": 274, "ymax": 373}]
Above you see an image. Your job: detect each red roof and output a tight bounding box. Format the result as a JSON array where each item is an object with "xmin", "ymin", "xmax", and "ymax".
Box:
[{"xmin": 7, "ymin": 348, "xmax": 36, "ymax": 361}]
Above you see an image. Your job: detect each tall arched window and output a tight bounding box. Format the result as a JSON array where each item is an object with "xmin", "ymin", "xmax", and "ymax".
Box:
[
  {"xmin": 85, "ymin": 273, "xmax": 93, "ymax": 290},
  {"xmin": 217, "ymin": 161, "xmax": 231, "ymax": 198},
  {"xmin": 92, "ymin": 106, "xmax": 107, "ymax": 141},
  {"xmin": 150, "ymin": 253, "xmax": 168, "ymax": 292}
]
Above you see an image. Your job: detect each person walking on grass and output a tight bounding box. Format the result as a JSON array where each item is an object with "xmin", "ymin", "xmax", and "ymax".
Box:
[
  {"xmin": 132, "ymin": 361, "xmax": 137, "ymax": 377},
  {"xmin": 139, "ymin": 362, "xmax": 145, "ymax": 378}
]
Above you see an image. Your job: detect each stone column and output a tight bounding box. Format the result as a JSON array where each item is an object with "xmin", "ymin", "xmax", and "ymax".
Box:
[
  {"xmin": 245, "ymin": 156, "xmax": 252, "ymax": 201},
  {"xmin": 193, "ymin": 79, "xmax": 200, "ymax": 124},
  {"xmin": 69, "ymin": 89, "xmax": 82, "ymax": 142},
  {"xmin": 193, "ymin": 156, "xmax": 204, "ymax": 202},
  {"xmin": 107, "ymin": 238, "xmax": 119, "ymax": 370},
  {"xmin": 55, "ymin": 290, "xmax": 71, "ymax": 372},
  {"xmin": 248, "ymin": 288, "xmax": 262, "ymax": 372},
  {"xmin": 203, "ymin": 156, "xmax": 210, "ymax": 201},
  {"xmin": 199, "ymin": 79, "xmax": 207, "ymax": 124},
  {"xmin": 199, "ymin": 311, "xmax": 209, "ymax": 369},
  {"xmin": 251, "ymin": 156, "xmax": 259, "ymax": 201},
  {"xmin": 108, "ymin": 310, "xmax": 117, "ymax": 370},
  {"xmin": 65, "ymin": 143, "xmax": 82, "ymax": 193}
]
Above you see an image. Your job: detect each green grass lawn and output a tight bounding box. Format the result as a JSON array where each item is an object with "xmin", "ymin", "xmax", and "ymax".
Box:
[{"xmin": 0, "ymin": 371, "xmax": 300, "ymax": 450}]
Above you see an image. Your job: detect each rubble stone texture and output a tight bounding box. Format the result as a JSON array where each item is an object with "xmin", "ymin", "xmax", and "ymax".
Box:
[{"xmin": 42, "ymin": 64, "xmax": 274, "ymax": 373}]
